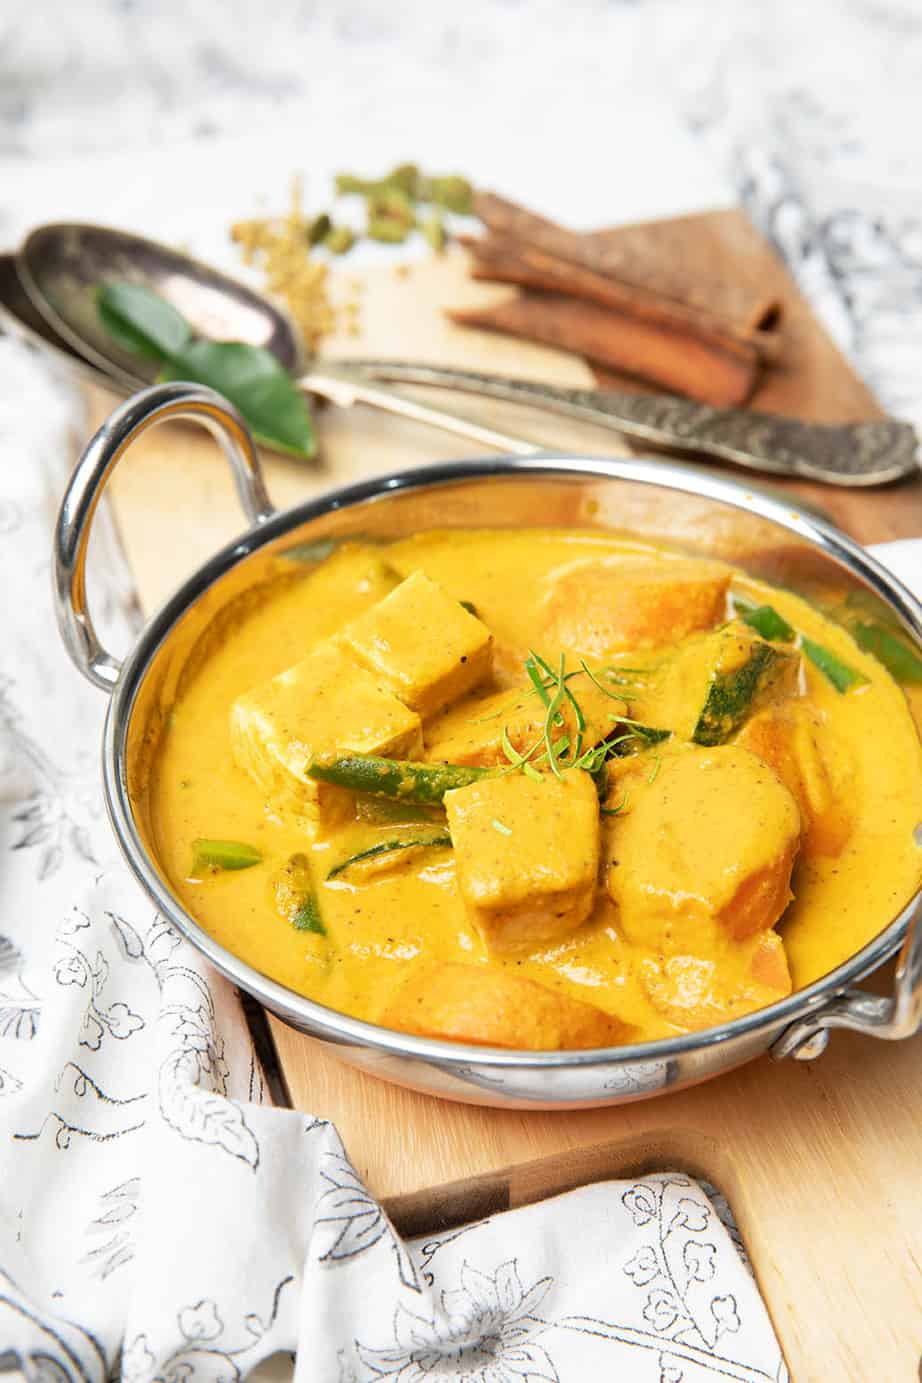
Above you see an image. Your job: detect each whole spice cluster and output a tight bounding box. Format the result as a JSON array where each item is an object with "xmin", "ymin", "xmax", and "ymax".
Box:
[{"xmin": 230, "ymin": 163, "xmax": 473, "ymax": 354}]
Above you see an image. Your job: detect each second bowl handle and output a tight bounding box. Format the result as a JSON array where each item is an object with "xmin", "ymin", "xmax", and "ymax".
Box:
[
  {"xmin": 53, "ymin": 382, "xmax": 274, "ymax": 692},
  {"xmin": 772, "ymin": 892, "xmax": 922, "ymax": 1060}
]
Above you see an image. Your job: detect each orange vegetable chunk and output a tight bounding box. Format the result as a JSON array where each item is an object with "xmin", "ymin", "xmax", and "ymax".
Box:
[
  {"xmin": 380, "ymin": 962, "xmax": 630, "ymax": 1049},
  {"xmin": 544, "ymin": 557, "xmax": 730, "ymax": 657}
]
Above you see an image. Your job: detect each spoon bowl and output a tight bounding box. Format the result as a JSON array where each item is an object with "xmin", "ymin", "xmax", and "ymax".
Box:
[{"xmin": 16, "ymin": 222, "xmax": 305, "ymax": 388}]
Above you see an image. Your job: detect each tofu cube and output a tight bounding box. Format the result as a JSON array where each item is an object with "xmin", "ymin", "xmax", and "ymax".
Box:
[
  {"xmin": 230, "ymin": 641, "xmax": 422, "ymax": 826},
  {"xmin": 339, "ymin": 570, "xmax": 493, "ymax": 719},
  {"xmin": 444, "ymin": 768, "xmax": 600, "ymax": 952}
]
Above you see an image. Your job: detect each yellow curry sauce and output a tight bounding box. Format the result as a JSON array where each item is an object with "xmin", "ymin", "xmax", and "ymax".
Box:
[{"xmin": 149, "ymin": 529, "xmax": 922, "ymax": 1048}]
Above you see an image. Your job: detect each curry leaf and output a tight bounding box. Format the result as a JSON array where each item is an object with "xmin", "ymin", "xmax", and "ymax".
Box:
[
  {"xmin": 96, "ymin": 281, "xmax": 192, "ymax": 361},
  {"xmin": 160, "ymin": 339, "xmax": 316, "ymax": 460}
]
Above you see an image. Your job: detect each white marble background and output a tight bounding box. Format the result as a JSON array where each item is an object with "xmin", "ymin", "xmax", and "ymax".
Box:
[{"xmin": 3, "ymin": 0, "xmax": 922, "ymax": 422}]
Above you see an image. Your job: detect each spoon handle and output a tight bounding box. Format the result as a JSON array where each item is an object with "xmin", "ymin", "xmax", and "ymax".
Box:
[
  {"xmin": 332, "ymin": 358, "xmax": 920, "ymax": 488},
  {"xmin": 299, "ymin": 364, "xmax": 537, "ymax": 457}
]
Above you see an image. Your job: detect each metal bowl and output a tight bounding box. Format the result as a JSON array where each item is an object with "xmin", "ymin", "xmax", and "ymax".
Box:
[{"xmin": 54, "ymin": 382, "xmax": 922, "ymax": 1109}]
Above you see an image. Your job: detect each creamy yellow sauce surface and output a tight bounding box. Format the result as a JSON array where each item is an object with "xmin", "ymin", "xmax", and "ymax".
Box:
[{"xmin": 148, "ymin": 529, "xmax": 922, "ymax": 1045}]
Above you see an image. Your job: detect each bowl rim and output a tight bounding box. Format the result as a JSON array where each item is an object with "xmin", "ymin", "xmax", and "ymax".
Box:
[{"xmin": 102, "ymin": 452, "xmax": 922, "ymax": 1068}]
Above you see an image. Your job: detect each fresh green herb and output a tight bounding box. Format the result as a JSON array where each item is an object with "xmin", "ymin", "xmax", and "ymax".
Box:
[
  {"xmin": 732, "ymin": 597, "xmax": 796, "ymax": 643},
  {"xmin": 624, "ymin": 722, "xmax": 672, "ymax": 745},
  {"xmin": 190, "ymin": 838, "xmax": 262, "ymax": 874},
  {"xmin": 647, "ymin": 752, "xmax": 662, "ymax": 785},
  {"xmin": 532, "ymin": 651, "xmax": 586, "ymax": 754},
  {"xmin": 852, "ymin": 622, "xmax": 922, "ymax": 685},
  {"xmin": 801, "ymin": 638, "xmax": 868, "ymax": 693},
  {"xmin": 96, "ymin": 281, "xmax": 191, "ymax": 362},
  {"xmin": 601, "ymin": 791, "xmax": 631, "ymax": 818},
  {"xmin": 308, "ymin": 755, "xmax": 490, "ymax": 804},
  {"xmin": 524, "ymin": 654, "xmax": 553, "ymax": 709},
  {"xmin": 292, "ymin": 894, "xmax": 326, "ymax": 934},
  {"xmin": 328, "ymin": 833, "xmax": 452, "ymax": 879},
  {"xmin": 499, "ymin": 652, "xmax": 670, "ymax": 787},
  {"xmin": 491, "ymin": 818, "xmax": 512, "ymax": 836},
  {"xmin": 540, "ymin": 655, "xmax": 570, "ymax": 778},
  {"xmin": 578, "ymin": 659, "xmax": 631, "ymax": 704},
  {"xmin": 97, "ymin": 281, "xmax": 316, "ymax": 461}
]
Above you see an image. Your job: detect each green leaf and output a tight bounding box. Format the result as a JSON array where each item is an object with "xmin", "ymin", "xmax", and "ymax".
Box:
[
  {"xmin": 852, "ymin": 622, "xmax": 922, "ymax": 685},
  {"xmin": 160, "ymin": 339, "xmax": 316, "ymax": 460},
  {"xmin": 96, "ymin": 281, "xmax": 192, "ymax": 362},
  {"xmin": 801, "ymin": 638, "xmax": 869, "ymax": 693}
]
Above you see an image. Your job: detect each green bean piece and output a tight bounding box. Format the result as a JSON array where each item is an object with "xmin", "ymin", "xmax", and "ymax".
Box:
[
  {"xmin": 307, "ymin": 755, "xmax": 491, "ymax": 804},
  {"xmin": 272, "ymin": 852, "xmax": 326, "ymax": 934},
  {"xmin": 852, "ymin": 622, "xmax": 922, "ymax": 685},
  {"xmin": 328, "ymin": 834, "xmax": 452, "ymax": 880},
  {"xmin": 732, "ymin": 597, "xmax": 796, "ymax": 643},
  {"xmin": 801, "ymin": 638, "xmax": 869, "ymax": 693},
  {"xmin": 191, "ymin": 838, "xmax": 262, "ymax": 874},
  {"xmin": 291, "ymin": 895, "xmax": 326, "ymax": 934},
  {"xmin": 354, "ymin": 796, "xmax": 445, "ymax": 825}
]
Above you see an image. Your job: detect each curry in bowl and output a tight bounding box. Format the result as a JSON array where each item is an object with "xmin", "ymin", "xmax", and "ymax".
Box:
[{"xmin": 149, "ymin": 528, "xmax": 922, "ymax": 1050}]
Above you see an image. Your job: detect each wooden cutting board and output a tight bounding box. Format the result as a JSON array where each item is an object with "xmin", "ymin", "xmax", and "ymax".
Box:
[{"xmin": 95, "ymin": 208, "xmax": 922, "ymax": 1381}]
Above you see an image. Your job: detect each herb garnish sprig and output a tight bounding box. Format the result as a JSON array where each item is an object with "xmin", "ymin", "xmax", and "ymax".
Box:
[{"xmin": 500, "ymin": 650, "xmax": 668, "ymax": 783}]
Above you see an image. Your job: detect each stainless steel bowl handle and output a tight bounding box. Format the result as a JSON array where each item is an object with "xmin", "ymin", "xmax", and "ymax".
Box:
[
  {"xmin": 772, "ymin": 895, "xmax": 922, "ymax": 1060},
  {"xmin": 54, "ymin": 382, "xmax": 275, "ymax": 692}
]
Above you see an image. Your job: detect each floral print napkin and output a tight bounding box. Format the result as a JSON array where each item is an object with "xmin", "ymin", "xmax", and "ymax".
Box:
[{"xmin": 0, "ymin": 338, "xmax": 788, "ymax": 1381}]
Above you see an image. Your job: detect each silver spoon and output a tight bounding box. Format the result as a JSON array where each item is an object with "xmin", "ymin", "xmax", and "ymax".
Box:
[{"xmin": 12, "ymin": 221, "xmax": 921, "ymax": 487}]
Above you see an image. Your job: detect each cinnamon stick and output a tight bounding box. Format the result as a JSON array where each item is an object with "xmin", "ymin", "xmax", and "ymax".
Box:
[
  {"xmin": 474, "ymin": 192, "xmax": 781, "ymax": 349},
  {"xmin": 465, "ymin": 234, "xmax": 777, "ymax": 368},
  {"xmin": 448, "ymin": 291, "xmax": 761, "ymax": 407}
]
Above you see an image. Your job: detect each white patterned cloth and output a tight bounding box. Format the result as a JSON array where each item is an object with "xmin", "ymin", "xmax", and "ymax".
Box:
[
  {"xmin": 0, "ymin": 334, "xmax": 790, "ymax": 1382},
  {"xmin": 3, "ymin": 2, "xmax": 922, "ymax": 1378}
]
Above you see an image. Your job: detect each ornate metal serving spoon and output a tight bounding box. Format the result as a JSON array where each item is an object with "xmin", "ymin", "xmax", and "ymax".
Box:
[{"xmin": 6, "ymin": 222, "xmax": 919, "ymax": 487}]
